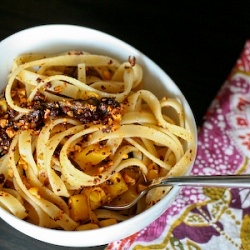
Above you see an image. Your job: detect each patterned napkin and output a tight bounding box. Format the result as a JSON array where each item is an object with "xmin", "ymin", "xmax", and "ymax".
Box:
[{"xmin": 107, "ymin": 41, "xmax": 250, "ymax": 250}]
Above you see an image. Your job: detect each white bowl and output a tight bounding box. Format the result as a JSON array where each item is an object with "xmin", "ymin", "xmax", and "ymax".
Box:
[{"xmin": 0, "ymin": 24, "xmax": 197, "ymax": 247}]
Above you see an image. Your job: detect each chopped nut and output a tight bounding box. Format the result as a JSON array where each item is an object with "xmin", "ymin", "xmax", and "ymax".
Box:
[
  {"xmin": 123, "ymin": 173, "xmax": 136, "ymax": 185},
  {"xmin": 102, "ymin": 70, "xmax": 111, "ymax": 80},
  {"xmin": 6, "ymin": 128, "xmax": 16, "ymax": 138},
  {"xmin": 0, "ymin": 119, "xmax": 8, "ymax": 128}
]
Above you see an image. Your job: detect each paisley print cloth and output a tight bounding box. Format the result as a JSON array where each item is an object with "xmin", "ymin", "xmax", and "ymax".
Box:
[{"xmin": 107, "ymin": 41, "xmax": 250, "ymax": 250}]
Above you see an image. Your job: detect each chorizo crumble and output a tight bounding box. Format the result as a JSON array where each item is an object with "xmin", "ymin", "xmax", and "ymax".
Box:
[{"xmin": 0, "ymin": 92, "xmax": 121, "ymax": 156}]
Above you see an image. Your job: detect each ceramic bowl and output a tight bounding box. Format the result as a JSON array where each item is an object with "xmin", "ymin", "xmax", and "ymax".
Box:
[{"xmin": 0, "ymin": 25, "xmax": 197, "ymax": 247}]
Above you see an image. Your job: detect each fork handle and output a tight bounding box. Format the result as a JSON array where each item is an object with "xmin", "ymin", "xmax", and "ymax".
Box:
[{"xmin": 160, "ymin": 174, "xmax": 250, "ymax": 188}]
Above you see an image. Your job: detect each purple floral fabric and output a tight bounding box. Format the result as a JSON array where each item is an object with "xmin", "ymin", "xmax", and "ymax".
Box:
[{"xmin": 107, "ymin": 41, "xmax": 250, "ymax": 250}]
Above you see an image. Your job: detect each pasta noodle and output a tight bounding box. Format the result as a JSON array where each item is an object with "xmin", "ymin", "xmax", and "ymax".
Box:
[{"xmin": 0, "ymin": 50, "xmax": 195, "ymax": 230}]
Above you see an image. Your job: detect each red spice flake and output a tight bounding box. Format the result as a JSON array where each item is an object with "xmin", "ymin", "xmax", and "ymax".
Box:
[
  {"xmin": 116, "ymin": 177, "xmax": 121, "ymax": 183},
  {"xmin": 36, "ymin": 77, "xmax": 43, "ymax": 83}
]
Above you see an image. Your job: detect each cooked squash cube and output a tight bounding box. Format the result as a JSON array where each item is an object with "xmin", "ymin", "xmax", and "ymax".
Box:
[
  {"xmin": 72, "ymin": 144, "xmax": 111, "ymax": 171},
  {"xmin": 146, "ymin": 163, "xmax": 160, "ymax": 181},
  {"xmin": 68, "ymin": 194, "xmax": 89, "ymax": 221},
  {"xmin": 101, "ymin": 172, "xmax": 128, "ymax": 200},
  {"xmin": 146, "ymin": 169, "xmax": 159, "ymax": 181},
  {"xmin": 0, "ymin": 99, "xmax": 7, "ymax": 112},
  {"xmin": 84, "ymin": 187, "xmax": 107, "ymax": 210},
  {"xmin": 116, "ymin": 185, "xmax": 139, "ymax": 204}
]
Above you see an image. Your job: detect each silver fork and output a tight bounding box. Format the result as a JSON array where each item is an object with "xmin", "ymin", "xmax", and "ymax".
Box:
[{"xmin": 102, "ymin": 174, "xmax": 250, "ymax": 210}]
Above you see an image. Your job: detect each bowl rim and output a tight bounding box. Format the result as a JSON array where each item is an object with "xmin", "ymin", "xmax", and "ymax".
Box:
[{"xmin": 0, "ymin": 24, "xmax": 197, "ymax": 247}]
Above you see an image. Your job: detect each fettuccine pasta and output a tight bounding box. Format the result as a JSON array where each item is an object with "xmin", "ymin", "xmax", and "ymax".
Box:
[{"xmin": 0, "ymin": 50, "xmax": 195, "ymax": 230}]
